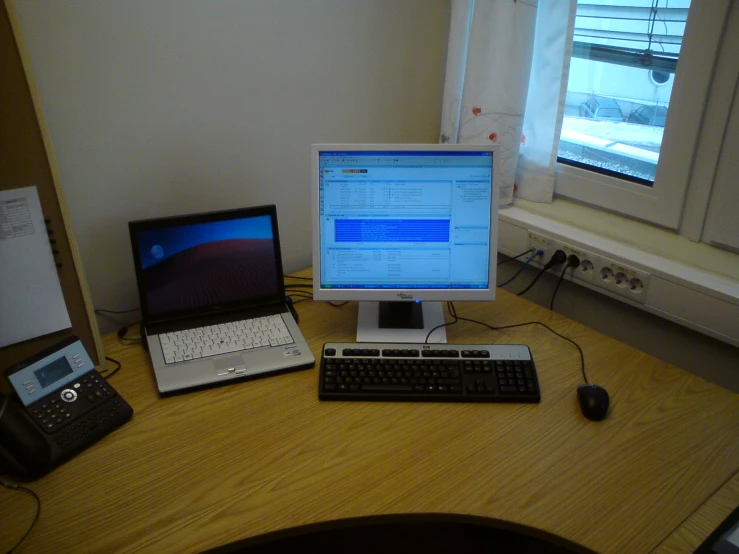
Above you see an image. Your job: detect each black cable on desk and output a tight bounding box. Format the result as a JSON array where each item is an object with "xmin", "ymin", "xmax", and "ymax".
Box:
[
  {"xmin": 287, "ymin": 291, "xmax": 313, "ymax": 298},
  {"xmin": 101, "ymin": 356, "xmax": 122, "ymax": 379},
  {"xmin": 95, "ymin": 307, "xmax": 140, "ymax": 315},
  {"xmin": 117, "ymin": 323, "xmax": 142, "ymax": 342},
  {"xmin": 425, "ymin": 302, "xmax": 589, "ymax": 385},
  {"xmin": 2, "ymin": 482, "xmax": 41, "ymax": 554},
  {"xmin": 423, "ymin": 302, "xmax": 460, "ymax": 343},
  {"xmin": 288, "ymin": 294, "xmax": 314, "ymax": 304}
]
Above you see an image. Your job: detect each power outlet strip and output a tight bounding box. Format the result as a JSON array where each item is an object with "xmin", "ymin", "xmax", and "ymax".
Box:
[{"xmin": 526, "ymin": 231, "xmax": 650, "ymax": 304}]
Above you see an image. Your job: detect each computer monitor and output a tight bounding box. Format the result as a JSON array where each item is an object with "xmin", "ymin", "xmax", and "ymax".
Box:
[{"xmin": 312, "ymin": 143, "xmax": 499, "ymax": 343}]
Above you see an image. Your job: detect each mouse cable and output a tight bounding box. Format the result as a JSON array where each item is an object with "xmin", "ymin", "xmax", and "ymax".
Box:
[
  {"xmin": 550, "ymin": 255, "xmax": 581, "ymax": 311},
  {"xmin": 285, "ymin": 275, "xmax": 312, "ymax": 281},
  {"xmin": 284, "ymin": 283, "xmax": 313, "ymax": 289},
  {"xmin": 496, "ymin": 248, "xmax": 534, "ymax": 266},
  {"xmin": 497, "ymin": 249, "xmax": 543, "ymax": 288},
  {"xmin": 426, "ymin": 302, "xmax": 589, "ymax": 385},
  {"xmin": 516, "ymin": 249, "xmax": 568, "ymax": 297},
  {"xmin": 1, "ymin": 481, "xmax": 41, "ymax": 554}
]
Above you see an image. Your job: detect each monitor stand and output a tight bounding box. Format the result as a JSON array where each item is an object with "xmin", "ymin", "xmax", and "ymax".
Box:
[{"xmin": 356, "ymin": 301, "xmax": 447, "ymax": 343}]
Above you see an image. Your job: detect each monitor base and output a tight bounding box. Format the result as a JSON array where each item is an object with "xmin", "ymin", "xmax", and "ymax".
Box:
[{"xmin": 356, "ymin": 302, "xmax": 447, "ymax": 343}]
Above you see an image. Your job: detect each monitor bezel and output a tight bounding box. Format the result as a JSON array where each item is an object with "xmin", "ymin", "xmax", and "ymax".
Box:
[{"xmin": 311, "ymin": 143, "xmax": 500, "ymax": 303}]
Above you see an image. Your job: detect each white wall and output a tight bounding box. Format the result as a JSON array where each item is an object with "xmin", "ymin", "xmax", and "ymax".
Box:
[{"xmin": 9, "ymin": 0, "xmax": 450, "ymax": 331}]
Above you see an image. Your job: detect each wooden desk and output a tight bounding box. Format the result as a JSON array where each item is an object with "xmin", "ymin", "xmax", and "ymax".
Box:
[{"xmin": 3, "ymin": 272, "xmax": 739, "ymax": 554}]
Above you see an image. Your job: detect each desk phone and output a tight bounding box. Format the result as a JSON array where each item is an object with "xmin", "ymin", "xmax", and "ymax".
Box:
[{"xmin": 0, "ymin": 336, "xmax": 133, "ymax": 479}]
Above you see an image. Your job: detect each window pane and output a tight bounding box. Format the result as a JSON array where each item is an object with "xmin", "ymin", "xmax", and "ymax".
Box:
[{"xmin": 557, "ymin": 0, "xmax": 691, "ymax": 185}]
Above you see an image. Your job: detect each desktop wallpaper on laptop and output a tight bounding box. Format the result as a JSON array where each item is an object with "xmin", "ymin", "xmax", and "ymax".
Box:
[{"xmin": 136, "ymin": 215, "xmax": 279, "ymax": 315}]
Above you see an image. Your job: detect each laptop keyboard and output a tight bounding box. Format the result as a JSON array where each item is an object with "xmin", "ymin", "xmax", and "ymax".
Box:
[{"xmin": 160, "ymin": 314, "xmax": 294, "ymax": 364}]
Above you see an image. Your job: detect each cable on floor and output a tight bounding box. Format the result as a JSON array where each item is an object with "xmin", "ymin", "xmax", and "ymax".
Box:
[{"xmin": 2, "ymin": 481, "xmax": 40, "ymax": 554}]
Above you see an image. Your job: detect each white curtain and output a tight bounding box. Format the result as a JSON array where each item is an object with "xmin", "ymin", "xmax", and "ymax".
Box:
[{"xmin": 440, "ymin": 0, "xmax": 576, "ymax": 205}]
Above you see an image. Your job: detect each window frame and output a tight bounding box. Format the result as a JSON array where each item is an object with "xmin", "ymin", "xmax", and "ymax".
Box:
[{"xmin": 554, "ymin": 0, "xmax": 732, "ymax": 231}]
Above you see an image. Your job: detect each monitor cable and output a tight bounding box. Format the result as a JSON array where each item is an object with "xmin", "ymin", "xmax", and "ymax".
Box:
[
  {"xmin": 1, "ymin": 481, "xmax": 41, "ymax": 554},
  {"xmin": 285, "ymin": 278, "xmax": 314, "ymax": 304},
  {"xmin": 497, "ymin": 248, "xmax": 534, "ymax": 266},
  {"xmin": 284, "ymin": 284, "xmax": 313, "ymax": 290},
  {"xmin": 283, "ymin": 279, "xmax": 349, "ymax": 306},
  {"xmin": 516, "ymin": 249, "xmax": 568, "ymax": 297},
  {"xmin": 288, "ymin": 293, "xmax": 314, "ymax": 304},
  {"xmin": 497, "ymin": 249, "xmax": 543, "ymax": 288}
]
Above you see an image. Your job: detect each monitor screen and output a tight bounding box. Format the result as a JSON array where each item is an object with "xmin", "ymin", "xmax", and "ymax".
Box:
[
  {"xmin": 312, "ymin": 144, "xmax": 499, "ymax": 342},
  {"xmin": 129, "ymin": 206, "xmax": 283, "ymax": 322}
]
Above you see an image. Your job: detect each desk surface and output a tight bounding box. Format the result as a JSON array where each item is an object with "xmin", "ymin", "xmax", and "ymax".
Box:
[{"xmin": 3, "ymin": 269, "xmax": 739, "ymax": 554}]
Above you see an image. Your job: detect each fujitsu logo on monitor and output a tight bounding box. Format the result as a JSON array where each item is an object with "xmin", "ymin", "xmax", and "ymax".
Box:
[{"xmin": 397, "ymin": 293, "xmax": 414, "ymax": 300}]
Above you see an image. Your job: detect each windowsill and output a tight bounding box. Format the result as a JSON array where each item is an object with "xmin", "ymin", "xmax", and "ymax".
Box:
[
  {"xmin": 498, "ymin": 196, "xmax": 739, "ymax": 346},
  {"xmin": 503, "ymin": 196, "xmax": 739, "ymax": 285}
]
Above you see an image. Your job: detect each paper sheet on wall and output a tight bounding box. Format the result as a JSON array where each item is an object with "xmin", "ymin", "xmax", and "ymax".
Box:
[{"xmin": 0, "ymin": 186, "xmax": 71, "ymax": 348}]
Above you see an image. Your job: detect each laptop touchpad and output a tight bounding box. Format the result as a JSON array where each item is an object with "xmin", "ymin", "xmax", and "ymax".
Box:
[{"xmin": 214, "ymin": 356, "xmax": 247, "ymax": 375}]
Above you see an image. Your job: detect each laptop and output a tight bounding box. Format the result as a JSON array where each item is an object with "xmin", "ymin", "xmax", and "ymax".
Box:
[{"xmin": 128, "ymin": 205, "xmax": 315, "ymax": 394}]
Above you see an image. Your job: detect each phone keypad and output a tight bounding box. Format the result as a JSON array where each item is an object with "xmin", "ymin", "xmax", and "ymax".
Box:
[
  {"xmin": 54, "ymin": 399, "xmax": 127, "ymax": 450},
  {"xmin": 29, "ymin": 372, "xmax": 114, "ymax": 433}
]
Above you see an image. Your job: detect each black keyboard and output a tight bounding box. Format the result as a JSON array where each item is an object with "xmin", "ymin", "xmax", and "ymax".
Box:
[{"xmin": 319, "ymin": 342, "xmax": 540, "ymax": 403}]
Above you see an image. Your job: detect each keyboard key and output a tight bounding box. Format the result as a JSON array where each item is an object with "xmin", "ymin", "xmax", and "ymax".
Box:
[{"xmin": 160, "ymin": 314, "xmax": 294, "ymax": 364}]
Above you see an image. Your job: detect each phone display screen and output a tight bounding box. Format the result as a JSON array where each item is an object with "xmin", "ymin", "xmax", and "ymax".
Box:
[{"xmin": 34, "ymin": 357, "xmax": 74, "ymax": 389}]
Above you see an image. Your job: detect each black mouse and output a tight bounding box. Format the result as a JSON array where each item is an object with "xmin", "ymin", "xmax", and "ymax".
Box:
[{"xmin": 577, "ymin": 384, "xmax": 610, "ymax": 421}]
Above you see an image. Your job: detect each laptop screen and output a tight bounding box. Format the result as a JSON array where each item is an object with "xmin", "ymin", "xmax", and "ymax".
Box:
[{"xmin": 129, "ymin": 206, "xmax": 284, "ymax": 321}]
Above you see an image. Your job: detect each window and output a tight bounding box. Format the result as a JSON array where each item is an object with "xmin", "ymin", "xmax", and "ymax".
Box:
[
  {"xmin": 554, "ymin": 1, "xmax": 732, "ymax": 231},
  {"xmin": 559, "ymin": 0, "xmax": 688, "ymax": 184}
]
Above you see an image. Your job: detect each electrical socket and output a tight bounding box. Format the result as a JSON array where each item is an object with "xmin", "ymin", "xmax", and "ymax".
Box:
[
  {"xmin": 559, "ymin": 243, "xmax": 599, "ymax": 284},
  {"xmin": 526, "ymin": 231, "xmax": 558, "ymax": 262},
  {"xmin": 525, "ymin": 231, "xmax": 650, "ymax": 304},
  {"xmin": 593, "ymin": 259, "xmax": 650, "ymax": 303},
  {"xmin": 526, "ymin": 232, "xmax": 600, "ymax": 284}
]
